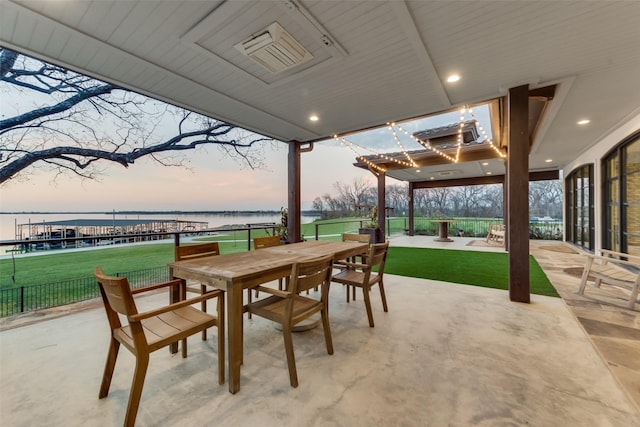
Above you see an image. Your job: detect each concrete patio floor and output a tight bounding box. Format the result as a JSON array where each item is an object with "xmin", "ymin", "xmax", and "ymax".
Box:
[{"xmin": 1, "ymin": 236, "xmax": 638, "ymax": 426}]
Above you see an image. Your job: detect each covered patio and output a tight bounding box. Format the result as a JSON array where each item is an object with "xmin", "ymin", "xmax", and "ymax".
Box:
[
  {"xmin": 1, "ymin": 238, "xmax": 638, "ymax": 426},
  {"xmin": 1, "ymin": 1, "xmax": 639, "ymax": 425},
  {"xmin": 2, "ymin": 0, "xmax": 639, "ymax": 297}
]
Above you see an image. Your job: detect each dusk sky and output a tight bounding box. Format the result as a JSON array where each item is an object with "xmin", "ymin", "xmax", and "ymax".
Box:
[
  {"xmin": 0, "ymin": 137, "xmax": 377, "ymax": 212},
  {"xmin": 0, "ymin": 49, "xmax": 494, "ymax": 214},
  {"xmin": 1, "ymin": 76, "xmax": 489, "ymax": 213}
]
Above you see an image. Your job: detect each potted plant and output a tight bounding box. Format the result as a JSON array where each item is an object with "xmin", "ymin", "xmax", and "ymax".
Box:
[
  {"xmin": 358, "ymin": 206, "xmax": 384, "ymax": 243},
  {"xmin": 277, "ymin": 206, "xmax": 288, "ymax": 243}
]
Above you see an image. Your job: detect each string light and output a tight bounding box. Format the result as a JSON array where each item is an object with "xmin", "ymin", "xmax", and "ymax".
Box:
[
  {"xmin": 334, "ymin": 103, "xmax": 505, "ymax": 170},
  {"xmin": 388, "ymin": 122, "xmax": 418, "ymax": 167},
  {"xmin": 466, "ymin": 106, "xmax": 506, "ymax": 158},
  {"xmin": 394, "ymin": 124, "xmax": 458, "ymax": 163},
  {"xmin": 334, "ymin": 134, "xmax": 413, "ymax": 168},
  {"xmin": 335, "ymin": 135, "xmax": 387, "ymax": 172}
]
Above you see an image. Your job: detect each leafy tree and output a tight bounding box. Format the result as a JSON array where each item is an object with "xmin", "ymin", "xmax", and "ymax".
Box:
[{"xmin": 0, "ymin": 48, "xmax": 275, "ymax": 184}]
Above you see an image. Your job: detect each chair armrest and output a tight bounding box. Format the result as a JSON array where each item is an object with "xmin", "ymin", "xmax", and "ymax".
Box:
[
  {"xmin": 333, "ymin": 260, "xmax": 368, "ymax": 270},
  {"xmin": 252, "ymin": 285, "xmax": 291, "ymax": 298},
  {"xmin": 130, "ymin": 279, "xmax": 183, "ymax": 295},
  {"xmin": 600, "ymin": 249, "xmax": 640, "ymax": 264},
  {"xmin": 584, "ymin": 253, "xmax": 640, "ymax": 269},
  {"xmin": 129, "ymin": 290, "xmax": 222, "ymax": 322}
]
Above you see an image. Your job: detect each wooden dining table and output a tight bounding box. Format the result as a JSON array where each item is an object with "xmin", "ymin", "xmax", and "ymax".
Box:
[{"xmin": 167, "ymin": 240, "xmax": 369, "ymax": 394}]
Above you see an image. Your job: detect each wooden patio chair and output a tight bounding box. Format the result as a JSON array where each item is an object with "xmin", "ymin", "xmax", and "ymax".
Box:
[
  {"xmin": 577, "ymin": 249, "xmax": 640, "ymax": 309},
  {"xmin": 246, "ymin": 255, "xmax": 334, "ymax": 387},
  {"xmin": 249, "ymin": 235, "xmax": 284, "ymax": 317},
  {"xmin": 331, "ymin": 241, "xmax": 389, "ymax": 327},
  {"xmin": 486, "ymin": 223, "xmax": 506, "ymax": 245},
  {"xmin": 175, "ymin": 242, "xmax": 221, "ymax": 340},
  {"xmin": 94, "ymin": 267, "xmax": 224, "ymax": 427},
  {"xmin": 253, "ymin": 235, "xmax": 282, "ymax": 250},
  {"xmin": 340, "ymin": 233, "xmax": 371, "ymax": 302}
]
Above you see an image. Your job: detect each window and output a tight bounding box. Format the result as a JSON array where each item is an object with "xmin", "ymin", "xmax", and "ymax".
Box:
[
  {"xmin": 603, "ymin": 131, "xmax": 640, "ymax": 256},
  {"xmin": 565, "ymin": 164, "xmax": 594, "ymax": 250}
]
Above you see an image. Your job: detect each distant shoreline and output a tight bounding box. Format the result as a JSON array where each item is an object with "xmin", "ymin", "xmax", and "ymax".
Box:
[{"xmin": 1, "ymin": 210, "xmax": 321, "ymax": 216}]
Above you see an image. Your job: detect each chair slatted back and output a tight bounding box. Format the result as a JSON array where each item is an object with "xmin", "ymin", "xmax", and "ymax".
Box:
[
  {"xmin": 368, "ymin": 242, "xmax": 389, "ymax": 274},
  {"xmin": 94, "ymin": 267, "xmax": 138, "ymax": 320},
  {"xmin": 253, "ymin": 235, "xmax": 281, "ymax": 250},
  {"xmin": 342, "ymin": 233, "xmax": 371, "ymax": 244},
  {"xmin": 175, "ymin": 242, "xmax": 220, "ymax": 261},
  {"xmin": 289, "ymin": 255, "xmax": 334, "ymax": 294}
]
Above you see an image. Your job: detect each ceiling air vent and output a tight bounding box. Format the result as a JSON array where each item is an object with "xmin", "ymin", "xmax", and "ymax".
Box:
[
  {"xmin": 438, "ymin": 170, "xmax": 462, "ymax": 177},
  {"xmin": 234, "ymin": 22, "xmax": 313, "ymax": 74}
]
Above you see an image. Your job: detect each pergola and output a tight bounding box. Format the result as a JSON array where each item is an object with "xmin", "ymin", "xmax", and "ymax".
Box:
[{"xmin": 2, "ymin": 0, "xmax": 640, "ymax": 303}]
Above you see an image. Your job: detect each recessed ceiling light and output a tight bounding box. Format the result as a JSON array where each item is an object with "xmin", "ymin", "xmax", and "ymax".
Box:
[
  {"xmin": 415, "ymin": 169, "xmax": 421, "ymax": 173},
  {"xmin": 545, "ymin": 159, "xmax": 553, "ymax": 163},
  {"xmin": 486, "ymin": 172, "xmax": 492, "ymax": 175},
  {"xmin": 309, "ymin": 115, "xmax": 319, "ymax": 122},
  {"xmin": 481, "ymin": 162, "xmax": 489, "ymax": 166},
  {"xmin": 577, "ymin": 119, "xmax": 590, "ymax": 125},
  {"xmin": 446, "ymin": 74, "xmax": 460, "ymax": 83},
  {"xmin": 429, "ymin": 176, "xmax": 435, "ymax": 180}
]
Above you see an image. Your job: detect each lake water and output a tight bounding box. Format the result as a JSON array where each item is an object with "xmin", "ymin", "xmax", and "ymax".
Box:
[{"xmin": 0, "ymin": 212, "xmax": 319, "ymax": 241}]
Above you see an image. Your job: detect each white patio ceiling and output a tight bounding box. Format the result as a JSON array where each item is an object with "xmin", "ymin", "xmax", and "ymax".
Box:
[{"xmin": 2, "ymin": 0, "xmax": 639, "ymax": 180}]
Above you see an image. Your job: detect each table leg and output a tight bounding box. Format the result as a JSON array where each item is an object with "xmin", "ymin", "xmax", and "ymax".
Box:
[
  {"xmin": 434, "ymin": 221, "xmax": 454, "ymax": 242},
  {"xmin": 169, "ymin": 279, "xmax": 185, "ymax": 354},
  {"xmin": 227, "ymin": 281, "xmax": 243, "ymax": 394}
]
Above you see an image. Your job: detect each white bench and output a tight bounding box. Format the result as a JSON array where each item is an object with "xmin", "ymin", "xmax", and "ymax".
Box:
[{"xmin": 577, "ymin": 249, "xmax": 640, "ymax": 309}]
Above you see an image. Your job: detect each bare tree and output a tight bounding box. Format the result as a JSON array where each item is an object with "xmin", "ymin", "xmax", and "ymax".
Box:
[
  {"xmin": 480, "ymin": 184, "xmax": 504, "ymax": 217},
  {"xmin": 450, "ymin": 185, "xmax": 485, "ymax": 217},
  {"xmin": 428, "ymin": 187, "xmax": 452, "ymax": 215},
  {"xmin": 333, "ymin": 177, "xmax": 373, "ymax": 213},
  {"xmin": 386, "ymin": 183, "xmax": 409, "ymax": 214},
  {"xmin": 311, "ymin": 196, "xmax": 325, "ymax": 216},
  {"xmin": 0, "ymin": 48, "xmax": 276, "ymax": 184},
  {"xmin": 530, "ymin": 180, "xmax": 563, "ymax": 218}
]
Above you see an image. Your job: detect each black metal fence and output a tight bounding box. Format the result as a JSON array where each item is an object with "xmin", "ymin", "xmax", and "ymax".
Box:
[
  {"xmin": 0, "ymin": 219, "xmax": 563, "ymax": 318},
  {"xmin": 311, "ymin": 217, "xmax": 563, "ymax": 240},
  {"xmin": 411, "ymin": 218, "xmax": 563, "ymax": 240},
  {"xmin": 0, "ymin": 266, "xmax": 170, "ymax": 318}
]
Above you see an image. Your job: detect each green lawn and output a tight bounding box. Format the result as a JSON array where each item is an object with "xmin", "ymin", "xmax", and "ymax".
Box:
[
  {"xmin": 2, "ymin": 240, "xmax": 559, "ymax": 299},
  {"xmin": 385, "ymin": 247, "xmax": 559, "ymax": 297},
  {"xmin": 1, "ymin": 244, "xmax": 176, "ymax": 287}
]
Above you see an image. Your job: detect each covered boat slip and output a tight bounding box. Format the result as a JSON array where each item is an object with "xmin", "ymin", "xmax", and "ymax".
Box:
[{"xmin": 14, "ymin": 218, "xmax": 209, "ymax": 249}]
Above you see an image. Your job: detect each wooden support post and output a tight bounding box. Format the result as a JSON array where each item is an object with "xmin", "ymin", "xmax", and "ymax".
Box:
[
  {"xmin": 503, "ymin": 174, "xmax": 508, "ymax": 252},
  {"xmin": 287, "ymin": 141, "xmax": 301, "ymax": 243},
  {"xmin": 287, "ymin": 141, "xmax": 313, "ymax": 243},
  {"xmin": 507, "ymin": 85, "xmax": 530, "ymax": 303},
  {"xmin": 408, "ymin": 182, "xmax": 415, "ymax": 236},
  {"xmin": 377, "ymin": 171, "xmax": 386, "ymax": 238}
]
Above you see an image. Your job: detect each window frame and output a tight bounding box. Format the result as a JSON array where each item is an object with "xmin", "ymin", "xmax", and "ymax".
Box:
[{"xmin": 602, "ymin": 130, "xmax": 640, "ymax": 255}]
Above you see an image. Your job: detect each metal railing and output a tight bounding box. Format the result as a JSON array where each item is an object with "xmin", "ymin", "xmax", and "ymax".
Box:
[
  {"xmin": 0, "ymin": 223, "xmax": 280, "ymax": 318},
  {"xmin": 0, "ymin": 266, "xmax": 170, "ymax": 317},
  {"xmin": 310, "ymin": 217, "xmax": 563, "ymax": 240},
  {"xmin": 0, "ymin": 219, "xmax": 563, "ymax": 317}
]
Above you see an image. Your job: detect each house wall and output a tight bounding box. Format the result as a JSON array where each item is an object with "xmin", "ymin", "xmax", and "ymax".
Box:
[{"xmin": 562, "ymin": 111, "xmax": 640, "ymax": 251}]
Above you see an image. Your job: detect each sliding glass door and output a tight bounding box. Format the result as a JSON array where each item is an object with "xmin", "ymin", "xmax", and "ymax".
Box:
[{"xmin": 565, "ymin": 164, "xmax": 594, "ymax": 250}]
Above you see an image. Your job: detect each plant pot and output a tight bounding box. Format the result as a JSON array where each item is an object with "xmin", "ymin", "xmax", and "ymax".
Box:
[{"xmin": 359, "ymin": 227, "xmax": 384, "ymax": 244}]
